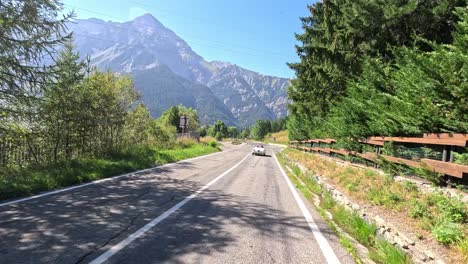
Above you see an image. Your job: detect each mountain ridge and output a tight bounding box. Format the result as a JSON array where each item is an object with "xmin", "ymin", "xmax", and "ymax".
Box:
[{"xmin": 68, "ymin": 14, "xmax": 290, "ymax": 126}]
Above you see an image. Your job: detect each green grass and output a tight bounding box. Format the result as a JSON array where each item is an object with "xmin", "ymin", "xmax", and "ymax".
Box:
[
  {"xmin": 431, "ymin": 222, "xmax": 464, "ymax": 245},
  {"xmin": 339, "ymin": 236, "xmax": 362, "ymax": 264},
  {"xmin": 456, "ymin": 238, "xmax": 468, "ymax": 262},
  {"xmin": 264, "ymin": 130, "xmax": 289, "ymax": 145},
  {"xmin": 332, "ymin": 205, "xmax": 377, "ymax": 247},
  {"xmin": 370, "ymin": 239, "xmax": 411, "ymax": 264},
  {"xmin": 0, "ymin": 143, "xmax": 219, "ymax": 201},
  {"xmin": 276, "ymin": 151, "xmax": 413, "ymax": 264}
]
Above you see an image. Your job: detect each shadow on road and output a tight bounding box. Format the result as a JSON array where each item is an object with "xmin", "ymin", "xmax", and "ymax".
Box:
[{"xmin": 0, "ymin": 159, "xmax": 331, "ymax": 264}]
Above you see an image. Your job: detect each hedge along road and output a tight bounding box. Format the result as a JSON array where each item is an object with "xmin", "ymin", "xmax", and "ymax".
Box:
[{"xmin": 0, "ymin": 143, "xmax": 354, "ymax": 264}]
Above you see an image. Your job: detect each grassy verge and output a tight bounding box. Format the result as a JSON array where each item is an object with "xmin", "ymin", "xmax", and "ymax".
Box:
[
  {"xmin": 264, "ymin": 130, "xmax": 289, "ymax": 145},
  {"xmin": 0, "ymin": 143, "xmax": 219, "ymax": 201},
  {"xmin": 276, "ymin": 152, "xmax": 412, "ymax": 264},
  {"xmin": 282, "ymin": 148, "xmax": 468, "ymax": 262}
]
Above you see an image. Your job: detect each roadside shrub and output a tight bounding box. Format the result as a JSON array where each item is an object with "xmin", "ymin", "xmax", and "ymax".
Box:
[
  {"xmin": 433, "ymin": 193, "xmax": 467, "ymax": 224},
  {"xmin": 332, "ymin": 205, "xmax": 376, "ymax": 247},
  {"xmin": 177, "ymin": 137, "xmax": 197, "ymax": 148},
  {"xmin": 215, "ymin": 132, "xmax": 223, "ymax": 141},
  {"xmin": 432, "ymin": 222, "xmax": 464, "ymax": 245},
  {"xmin": 321, "ymin": 190, "xmax": 335, "ymax": 209},
  {"xmin": 402, "ymin": 181, "xmax": 418, "ymax": 192},
  {"xmin": 291, "ymin": 165, "xmax": 302, "ymax": 176},
  {"xmin": 200, "ymin": 136, "xmax": 215, "ymax": 144},
  {"xmin": 383, "ymin": 191, "xmax": 402, "ymax": 205},
  {"xmin": 304, "ymin": 174, "xmax": 322, "ymax": 194},
  {"xmin": 453, "ymin": 152, "xmax": 468, "ymax": 165},
  {"xmin": 414, "ymin": 165, "xmax": 444, "ymax": 186},
  {"xmin": 208, "ymin": 140, "xmax": 219, "ymax": 148},
  {"xmin": 408, "ymin": 200, "xmax": 430, "ymax": 219},
  {"xmin": 456, "ymin": 238, "xmax": 468, "ymax": 261},
  {"xmin": 367, "ymin": 188, "xmax": 385, "ymax": 206}
]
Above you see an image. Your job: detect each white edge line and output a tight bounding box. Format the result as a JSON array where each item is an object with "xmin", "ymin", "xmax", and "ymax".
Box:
[
  {"xmin": 88, "ymin": 152, "xmax": 251, "ymax": 264},
  {"xmin": 273, "ymin": 152, "xmax": 341, "ymax": 264},
  {"xmin": 0, "ymin": 145, "xmax": 244, "ymax": 208}
]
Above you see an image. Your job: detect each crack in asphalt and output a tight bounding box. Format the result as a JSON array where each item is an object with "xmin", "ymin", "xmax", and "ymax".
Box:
[
  {"xmin": 266, "ymin": 250, "xmax": 277, "ymax": 263},
  {"xmin": 73, "ymin": 195, "xmax": 176, "ymax": 264}
]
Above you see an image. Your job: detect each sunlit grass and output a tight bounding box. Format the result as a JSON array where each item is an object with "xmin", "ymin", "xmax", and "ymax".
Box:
[
  {"xmin": 277, "ymin": 150, "xmax": 412, "ymax": 263},
  {"xmin": 264, "ymin": 130, "xmax": 289, "ymax": 144},
  {"xmin": 370, "ymin": 239, "xmax": 412, "ymax": 264},
  {"xmin": 0, "ymin": 144, "xmax": 219, "ymax": 201}
]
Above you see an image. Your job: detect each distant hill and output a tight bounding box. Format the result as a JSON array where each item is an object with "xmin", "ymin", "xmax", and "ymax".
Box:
[{"xmin": 68, "ymin": 14, "xmax": 290, "ymax": 126}]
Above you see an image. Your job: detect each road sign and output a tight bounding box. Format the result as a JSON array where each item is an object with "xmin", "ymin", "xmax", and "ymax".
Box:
[{"xmin": 179, "ymin": 115, "xmax": 189, "ymax": 133}]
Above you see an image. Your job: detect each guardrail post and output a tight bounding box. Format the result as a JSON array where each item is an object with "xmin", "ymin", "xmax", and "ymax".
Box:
[
  {"xmin": 442, "ymin": 145, "xmax": 450, "ymax": 162},
  {"xmin": 448, "ymin": 146, "xmax": 453, "ymax": 162}
]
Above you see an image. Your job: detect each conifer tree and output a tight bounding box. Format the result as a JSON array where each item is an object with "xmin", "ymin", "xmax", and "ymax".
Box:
[{"xmin": 0, "ymin": 0, "xmax": 73, "ymax": 121}]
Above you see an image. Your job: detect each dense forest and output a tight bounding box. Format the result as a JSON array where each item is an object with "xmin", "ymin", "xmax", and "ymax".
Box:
[{"xmin": 287, "ymin": 0, "xmax": 467, "ymax": 142}]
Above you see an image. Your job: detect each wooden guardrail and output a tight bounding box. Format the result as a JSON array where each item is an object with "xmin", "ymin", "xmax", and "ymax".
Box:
[{"xmin": 289, "ymin": 134, "xmax": 468, "ymax": 179}]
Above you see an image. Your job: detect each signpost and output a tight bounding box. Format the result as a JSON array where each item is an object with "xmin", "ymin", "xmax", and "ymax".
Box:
[{"xmin": 179, "ymin": 115, "xmax": 189, "ymax": 134}]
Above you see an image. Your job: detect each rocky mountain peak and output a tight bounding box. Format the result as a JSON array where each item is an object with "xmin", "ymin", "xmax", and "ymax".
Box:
[
  {"xmin": 130, "ymin": 13, "xmax": 164, "ymax": 28},
  {"xmin": 69, "ymin": 14, "xmax": 290, "ymax": 126}
]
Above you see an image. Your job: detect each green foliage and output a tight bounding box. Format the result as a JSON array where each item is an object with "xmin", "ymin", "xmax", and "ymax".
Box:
[
  {"xmin": 123, "ymin": 104, "xmax": 175, "ymax": 148},
  {"xmin": 157, "ymin": 105, "xmax": 200, "ymax": 133},
  {"xmin": 238, "ymin": 127, "xmax": 250, "ymax": 139},
  {"xmin": 271, "ymin": 117, "xmax": 287, "ymax": 133},
  {"xmin": 414, "ymin": 165, "xmax": 444, "ymax": 185},
  {"xmin": 408, "ymin": 200, "xmax": 430, "ymax": 219},
  {"xmin": 453, "ymin": 151, "xmax": 468, "ymax": 165},
  {"xmin": 367, "ymin": 187, "xmax": 403, "ymax": 209},
  {"xmin": 208, "ymin": 140, "xmax": 219, "ymax": 148},
  {"xmin": 287, "ymin": 1, "xmax": 467, "ymax": 140},
  {"xmin": 370, "ymin": 239, "xmax": 412, "ymax": 264},
  {"xmin": 0, "ymin": 0, "xmax": 73, "ymax": 122},
  {"xmin": 249, "ymin": 119, "xmax": 271, "ymax": 140},
  {"xmin": 158, "ymin": 105, "xmax": 179, "ymax": 132},
  {"xmin": 176, "ymin": 137, "xmax": 196, "ymax": 149},
  {"xmin": 199, "ymin": 126, "xmax": 208, "ymax": 137},
  {"xmin": 207, "ymin": 120, "xmax": 229, "ymax": 138},
  {"xmin": 240, "ymin": 117, "xmax": 287, "ymax": 140},
  {"xmin": 215, "ymin": 132, "xmax": 223, "ymax": 141},
  {"xmin": 227, "ymin": 126, "xmax": 238, "ymax": 138},
  {"xmin": 456, "ymin": 238, "xmax": 468, "ymax": 260},
  {"xmin": 432, "ymin": 222, "xmax": 464, "ymax": 245},
  {"xmin": 321, "ymin": 190, "xmax": 335, "ymax": 210},
  {"xmin": 332, "ymin": 205, "xmax": 377, "ymax": 247},
  {"xmin": 432, "ymin": 193, "xmax": 467, "ymax": 224},
  {"xmin": 20, "ymin": 45, "xmax": 142, "ymax": 162},
  {"xmin": 278, "ymin": 151, "xmax": 413, "ymax": 263},
  {"xmin": 0, "ymin": 144, "xmax": 218, "ymax": 200}
]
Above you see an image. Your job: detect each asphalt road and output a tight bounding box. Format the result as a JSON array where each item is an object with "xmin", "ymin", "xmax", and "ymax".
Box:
[{"xmin": 0, "ymin": 143, "xmax": 354, "ymax": 264}]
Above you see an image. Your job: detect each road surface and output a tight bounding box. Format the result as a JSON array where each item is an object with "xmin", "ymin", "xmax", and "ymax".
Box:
[{"xmin": 0, "ymin": 143, "xmax": 354, "ymax": 264}]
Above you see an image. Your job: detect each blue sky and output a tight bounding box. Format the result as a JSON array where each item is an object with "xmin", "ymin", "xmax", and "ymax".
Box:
[{"xmin": 63, "ymin": 0, "xmax": 315, "ymax": 78}]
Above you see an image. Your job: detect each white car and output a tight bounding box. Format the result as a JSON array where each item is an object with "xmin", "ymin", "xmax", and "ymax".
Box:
[{"xmin": 252, "ymin": 145, "xmax": 266, "ymax": 156}]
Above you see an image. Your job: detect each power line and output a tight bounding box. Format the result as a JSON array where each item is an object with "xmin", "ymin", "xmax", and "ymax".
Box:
[
  {"xmin": 128, "ymin": 0, "xmax": 265, "ymax": 39},
  {"xmin": 72, "ymin": 32, "xmax": 289, "ymax": 72},
  {"xmin": 72, "ymin": 19, "xmax": 279, "ymax": 59},
  {"xmin": 64, "ymin": 4, "xmax": 291, "ymax": 59}
]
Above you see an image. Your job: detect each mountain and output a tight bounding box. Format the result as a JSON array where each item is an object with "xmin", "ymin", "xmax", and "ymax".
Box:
[
  {"xmin": 68, "ymin": 14, "xmax": 289, "ymax": 126},
  {"xmin": 131, "ymin": 66, "xmax": 237, "ymax": 125}
]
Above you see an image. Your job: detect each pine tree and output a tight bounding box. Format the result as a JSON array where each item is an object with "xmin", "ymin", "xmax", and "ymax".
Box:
[
  {"xmin": 41, "ymin": 42, "xmax": 87, "ymax": 161},
  {"xmin": 327, "ymin": 7, "xmax": 468, "ymax": 141},
  {"xmin": 287, "ymin": 0, "xmax": 466, "ymax": 140},
  {"xmin": 0, "ymin": 0, "xmax": 73, "ymax": 122}
]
